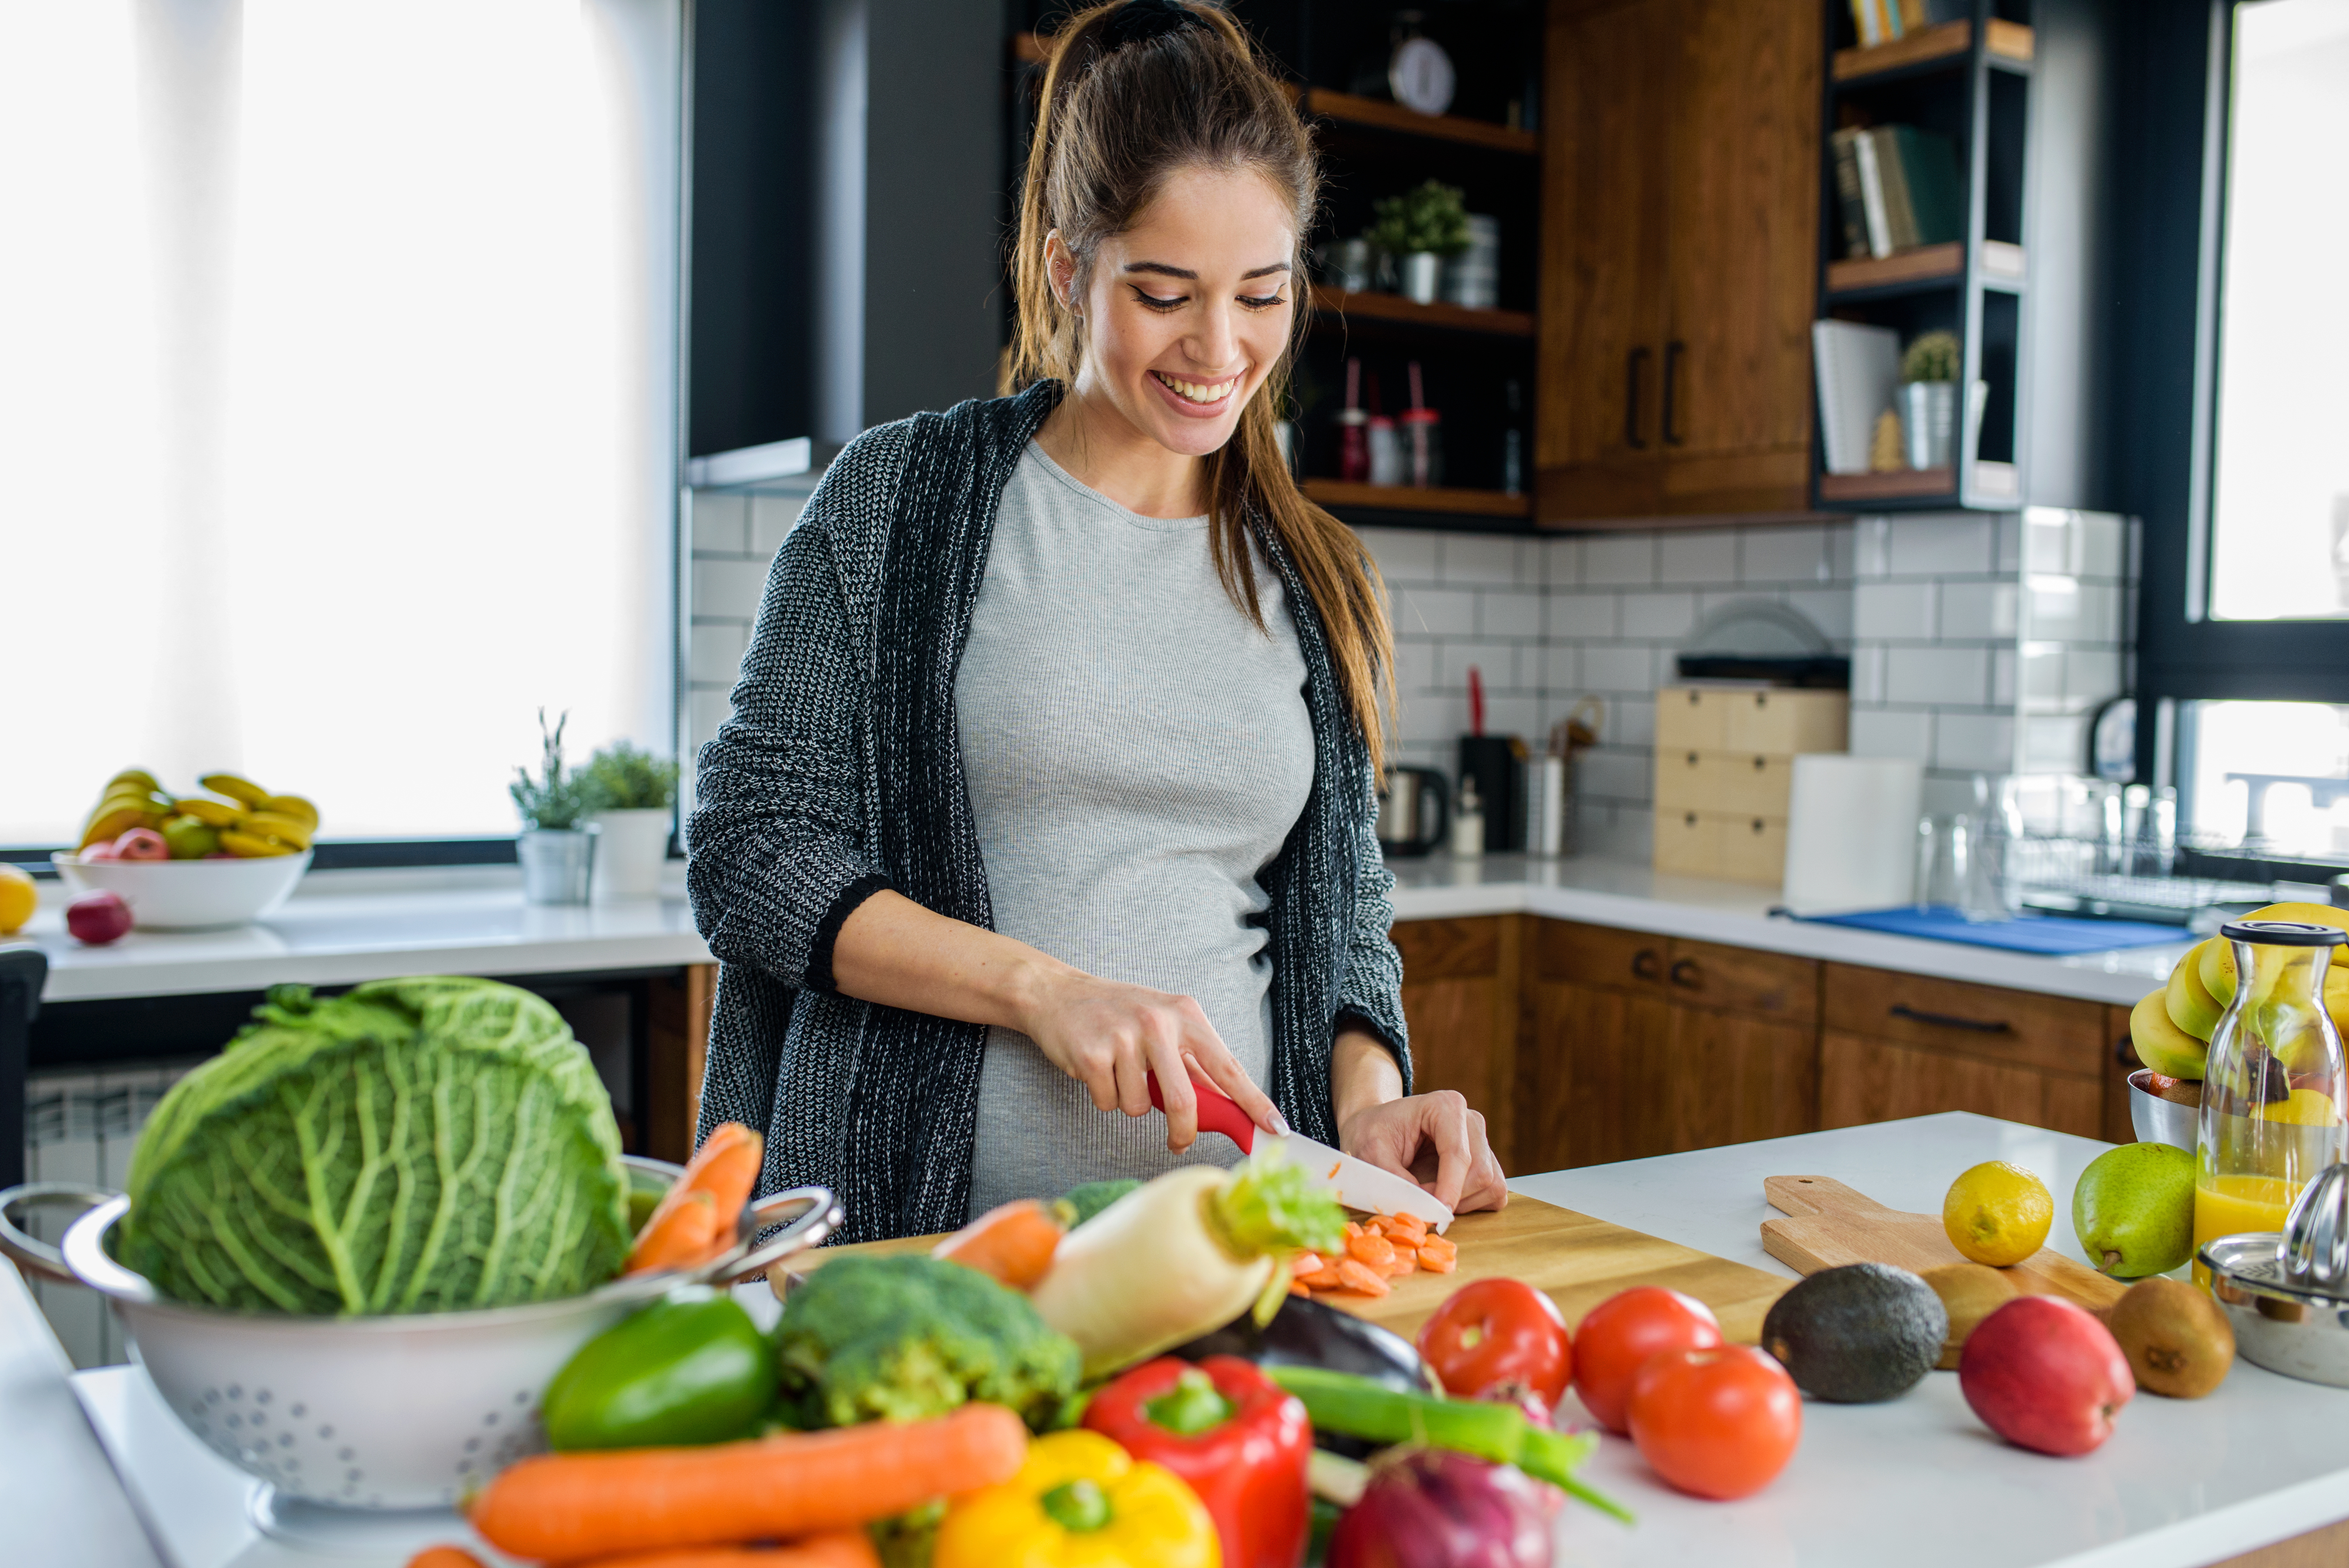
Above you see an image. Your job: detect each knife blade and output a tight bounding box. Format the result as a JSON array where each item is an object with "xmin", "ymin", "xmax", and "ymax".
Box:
[{"xmin": 1145, "ymin": 1073, "xmax": 1455, "ymax": 1234}]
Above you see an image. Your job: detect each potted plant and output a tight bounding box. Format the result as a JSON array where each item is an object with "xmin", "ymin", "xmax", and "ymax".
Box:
[
  {"xmin": 510, "ymin": 709, "xmax": 597, "ymax": 905},
  {"xmin": 1367, "ymin": 180, "xmax": 1472, "ymax": 305},
  {"xmin": 1898, "ymin": 330, "xmax": 1961, "ymax": 470},
  {"xmin": 579, "ymin": 741, "xmax": 680, "ymax": 902}
]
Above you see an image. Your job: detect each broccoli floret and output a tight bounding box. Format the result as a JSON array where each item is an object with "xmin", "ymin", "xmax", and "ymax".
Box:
[{"xmin": 774, "ymin": 1254, "xmax": 1081, "ymax": 1431}]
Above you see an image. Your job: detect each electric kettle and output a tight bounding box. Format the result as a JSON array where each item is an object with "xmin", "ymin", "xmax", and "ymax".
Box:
[{"xmin": 1378, "ymin": 766, "xmax": 1449, "ymax": 857}]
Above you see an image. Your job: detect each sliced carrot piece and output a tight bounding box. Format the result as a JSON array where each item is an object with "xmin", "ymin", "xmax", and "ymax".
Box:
[
  {"xmin": 1417, "ymin": 1242, "xmax": 1457, "ymax": 1274},
  {"xmin": 1297, "ymin": 1265, "xmax": 1346, "ymax": 1290},
  {"xmin": 1387, "ymin": 1217, "xmax": 1428, "ymax": 1243},
  {"xmin": 1291, "ymin": 1251, "xmax": 1327, "ymax": 1276},
  {"xmin": 1377, "ymin": 1253, "xmax": 1417, "ymax": 1278},
  {"xmin": 1416, "ymin": 1233, "xmax": 1457, "ymax": 1261},
  {"xmin": 626, "ymin": 1123, "xmax": 765, "ymax": 1276},
  {"xmin": 1346, "ymin": 1231, "xmax": 1397, "ymax": 1268},
  {"xmin": 1289, "ymin": 1278, "xmax": 1311, "ymax": 1297},
  {"xmin": 623, "ymin": 1190, "xmax": 722, "ymax": 1275},
  {"xmin": 1342, "ymin": 1221, "xmax": 1364, "ymax": 1242},
  {"xmin": 1334, "ymin": 1259, "xmax": 1392, "ymax": 1297}
]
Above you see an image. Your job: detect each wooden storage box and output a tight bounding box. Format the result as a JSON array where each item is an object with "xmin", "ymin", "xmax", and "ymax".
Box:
[{"xmin": 1652, "ymin": 686, "xmax": 1847, "ymax": 886}]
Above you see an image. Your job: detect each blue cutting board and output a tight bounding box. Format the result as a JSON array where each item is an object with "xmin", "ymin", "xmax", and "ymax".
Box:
[{"xmin": 1799, "ymin": 904, "xmax": 2185, "ymax": 954}]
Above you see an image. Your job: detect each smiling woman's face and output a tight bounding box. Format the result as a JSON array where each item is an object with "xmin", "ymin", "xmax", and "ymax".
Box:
[{"xmin": 1052, "ymin": 163, "xmax": 1297, "ymax": 460}]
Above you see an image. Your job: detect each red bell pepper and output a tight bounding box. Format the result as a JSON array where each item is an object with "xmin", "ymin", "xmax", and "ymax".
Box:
[{"xmin": 1083, "ymin": 1354, "xmax": 1312, "ymax": 1568}]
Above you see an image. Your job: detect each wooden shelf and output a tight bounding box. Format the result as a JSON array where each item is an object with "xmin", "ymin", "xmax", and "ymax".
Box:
[
  {"xmin": 1832, "ymin": 19, "xmax": 2033, "ymax": 83},
  {"xmin": 1300, "ymin": 88, "xmax": 1540, "ymax": 155},
  {"xmin": 1817, "ymin": 467, "xmax": 1955, "ymax": 502},
  {"xmin": 1304, "ymin": 479, "xmax": 1533, "ymax": 518},
  {"xmin": 1826, "ymin": 241, "xmax": 1962, "ymax": 293},
  {"xmin": 1310, "ymin": 286, "xmax": 1535, "ymax": 337}
]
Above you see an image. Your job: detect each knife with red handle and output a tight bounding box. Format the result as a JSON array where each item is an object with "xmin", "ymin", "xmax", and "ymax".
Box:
[{"xmin": 1146, "ymin": 1072, "xmax": 1454, "ymax": 1233}]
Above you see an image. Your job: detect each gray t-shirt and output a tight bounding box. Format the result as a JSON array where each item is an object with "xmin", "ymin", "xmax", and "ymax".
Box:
[{"xmin": 958, "ymin": 442, "xmax": 1315, "ymax": 1218}]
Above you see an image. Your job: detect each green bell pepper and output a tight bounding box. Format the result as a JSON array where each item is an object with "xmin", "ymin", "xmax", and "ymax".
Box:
[{"xmin": 543, "ymin": 1292, "xmax": 775, "ymax": 1450}]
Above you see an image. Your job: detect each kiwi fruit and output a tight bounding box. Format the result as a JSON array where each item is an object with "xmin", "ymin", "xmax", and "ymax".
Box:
[
  {"xmin": 1920, "ymin": 1261, "xmax": 2023, "ymax": 1370},
  {"xmin": 1762, "ymin": 1262, "xmax": 1947, "ymax": 1402},
  {"xmin": 2107, "ymin": 1276, "xmax": 2236, "ymax": 1398}
]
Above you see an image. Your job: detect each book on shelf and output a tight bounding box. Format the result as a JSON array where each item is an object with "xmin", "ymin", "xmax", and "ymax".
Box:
[
  {"xmin": 1836, "ymin": 125, "xmax": 1964, "ymax": 260},
  {"xmin": 1849, "ymin": 0, "xmax": 1967, "ymax": 43},
  {"xmin": 1813, "ymin": 319, "xmax": 1900, "ymax": 476}
]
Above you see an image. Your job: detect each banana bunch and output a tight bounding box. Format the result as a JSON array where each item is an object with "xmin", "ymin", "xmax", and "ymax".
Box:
[
  {"xmin": 2131, "ymin": 900, "xmax": 2349, "ymax": 1080},
  {"xmin": 181, "ymin": 773, "xmax": 321, "ymax": 858},
  {"xmin": 75, "ymin": 769, "xmax": 321, "ymax": 860}
]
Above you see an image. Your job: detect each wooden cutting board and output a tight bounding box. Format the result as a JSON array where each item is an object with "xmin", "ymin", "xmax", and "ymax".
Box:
[
  {"xmin": 793, "ymin": 1194, "xmax": 1792, "ymax": 1345},
  {"xmin": 1761, "ymin": 1174, "xmax": 2124, "ymax": 1311}
]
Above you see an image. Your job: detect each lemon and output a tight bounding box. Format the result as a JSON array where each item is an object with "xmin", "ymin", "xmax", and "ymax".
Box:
[
  {"xmin": 0, "ymin": 864, "xmax": 34, "ymax": 935},
  {"xmin": 2260, "ymin": 1088, "xmax": 2340, "ymax": 1127},
  {"xmin": 1943, "ymin": 1160, "xmax": 2054, "ymax": 1267}
]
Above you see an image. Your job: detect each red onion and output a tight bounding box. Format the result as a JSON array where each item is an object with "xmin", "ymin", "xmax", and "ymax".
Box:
[
  {"xmin": 1478, "ymin": 1380, "xmax": 1557, "ymax": 1430},
  {"xmin": 1327, "ymin": 1449, "xmax": 1560, "ymax": 1568}
]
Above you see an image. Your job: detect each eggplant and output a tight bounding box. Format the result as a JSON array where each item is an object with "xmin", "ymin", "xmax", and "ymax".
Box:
[{"xmin": 1174, "ymin": 1295, "xmax": 1436, "ymax": 1458}]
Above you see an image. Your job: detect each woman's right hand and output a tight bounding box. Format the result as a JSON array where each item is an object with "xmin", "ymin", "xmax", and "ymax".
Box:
[{"xmin": 1016, "ymin": 969, "xmax": 1285, "ymax": 1155}]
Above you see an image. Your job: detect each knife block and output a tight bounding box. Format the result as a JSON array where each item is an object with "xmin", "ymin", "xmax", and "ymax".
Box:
[{"xmin": 1458, "ymin": 735, "xmax": 1526, "ymax": 853}]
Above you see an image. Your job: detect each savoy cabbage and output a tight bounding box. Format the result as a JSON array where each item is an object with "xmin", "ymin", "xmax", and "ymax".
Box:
[{"xmin": 120, "ymin": 976, "xmax": 631, "ymax": 1315}]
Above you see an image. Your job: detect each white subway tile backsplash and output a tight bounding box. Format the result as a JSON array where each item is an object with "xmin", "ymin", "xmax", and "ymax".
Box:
[
  {"xmin": 1854, "ymin": 516, "xmax": 1893, "ymax": 579},
  {"xmin": 1440, "ymin": 642, "xmax": 1520, "ymax": 693},
  {"xmin": 1547, "ymin": 592, "xmax": 1619, "ymax": 640},
  {"xmin": 1996, "ymin": 512, "xmax": 2024, "ymax": 574},
  {"xmin": 1577, "ymin": 748, "xmax": 1652, "ymax": 803},
  {"xmin": 1581, "ymin": 644, "xmax": 1653, "ymax": 694},
  {"xmin": 1583, "ymin": 534, "xmax": 1657, "ymax": 585},
  {"xmin": 1852, "ymin": 707, "xmax": 1934, "ymax": 760},
  {"xmin": 1938, "ymin": 580, "xmax": 2019, "ymax": 640},
  {"xmin": 1737, "ymin": 524, "xmax": 1828, "ymax": 584},
  {"xmin": 1442, "ymin": 535, "xmax": 1520, "ymax": 584},
  {"xmin": 1887, "ymin": 645, "xmax": 1992, "ymax": 707},
  {"xmin": 750, "ymin": 494, "xmax": 806, "ymax": 558},
  {"xmin": 1851, "ymin": 644, "xmax": 1887, "ymax": 704},
  {"xmin": 1887, "ymin": 513, "xmax": 1996, "ymax": 577},
  {"xmin": 1485, "ymin": 694, "xmax": 1543, "ymax": 742},
  {"xmin": 1542, "ymin": 536, "xmax": 1581, "ymax": 586},
  {"xmin": 1659, "ymin": 530, "xmax": 1737, "ymax": 584},
  {"xmin": 691, "ymin": 493, "xmax": 750, "ymax": 556},
  {"xmin": 1619, "ymin": 591, "xmax": 1697, "ymax": 640},
  {"xmin": 1538, "ymin": 643, "xmax": 1580, "ymax": 692},
  {"xmin": 1389, "ymin": 639, "xmax": 1439, "ymax": 695},
  {"xmin": 1610, "ymin": 695, "xmax": 1656, "ymax": 747},
  {"xmin": 2022, "ymin": 714, "xmax": 2089, "ymax": 772},
  {"xmin": 1854, "ymin": 580, "xmax": 1938, "ymax": 641},
  {"xmin": 692, "ymin": 557, "xmax": 768, "ymax": 622},
  {"xmin": 688, "ymin": 621, "xmax": 750, "ymax": 686},
  {"xmin": 1392, "ymin": 585, "xmax": 1477, "ymax": 637},
  {"xmin": 1993, "ymin": 647, "xmax": 2017, "ymax": 706},
  {"xmin": 1784, "ymin": 587, "xmax": 1855, "ymax": 643},
  {"xmin": 1363, "ymin": 527, "xmax": 1442, "ymax": 584},
  {"xmin": 1480, "ymin": 588, "xmax": 1543, "ymax": 639},
  {"xmin": 1934, "ymin": 712, "xmax": 2017, "ymax": 773}
]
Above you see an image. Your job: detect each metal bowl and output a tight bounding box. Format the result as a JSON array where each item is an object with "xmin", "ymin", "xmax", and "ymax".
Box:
[
  {"xmin": 0, "ymin": 1159, "xmax": 838, "ymax": 1509},
  {"xmin": 2128, "ymin": 1068, "xmax": 2199, "ymax": 1152}
]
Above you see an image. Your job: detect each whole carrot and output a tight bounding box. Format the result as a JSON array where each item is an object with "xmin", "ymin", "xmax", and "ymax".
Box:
[
  {"xmin": 469, "ymin": 1404, "xmax": 1026, "ymax": 1563},
  {"xmin": 932, "ymin": 1199, "xmax": 1064, "ymax": 1289},
  {"xmin": 627, "ymin": 1123, "xmax": 764, "ymax": 1275},
  {"xmin": 572, "ymin": 1534, "xmax": 879, "ymax": 1568}
]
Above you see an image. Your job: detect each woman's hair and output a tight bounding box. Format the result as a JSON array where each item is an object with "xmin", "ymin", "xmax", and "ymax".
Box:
[{"xmin": 1010, "ymin": 0, "xmax": 1393, "ymax": 768}]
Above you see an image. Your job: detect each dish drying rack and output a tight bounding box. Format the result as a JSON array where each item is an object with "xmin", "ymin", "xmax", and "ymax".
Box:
[{"xmin": 1996, "ymin": 784, "xmax": 2290, "ymax": 925}]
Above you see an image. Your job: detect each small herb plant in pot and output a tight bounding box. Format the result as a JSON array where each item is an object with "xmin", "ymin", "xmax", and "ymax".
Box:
[
  {"xmin": 511, "ymin": 709, "xmax": 598, "ymax": 905},
  {"xmin": 1367, "ymin": 180, "xmax": 1471, "ymax": 305},
  {"xmin": 579, "ymin": 742, "xmax": 679, "ymax": 902},
  {"xmin": 1898, "ymin": 330, "xmax": 1961, "ymax": 471}
]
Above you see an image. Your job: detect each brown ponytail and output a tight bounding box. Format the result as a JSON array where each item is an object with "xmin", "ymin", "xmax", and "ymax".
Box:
[{"xmin": 1011, "ymin": 0, "xmax": 1393, "ymax": 769}]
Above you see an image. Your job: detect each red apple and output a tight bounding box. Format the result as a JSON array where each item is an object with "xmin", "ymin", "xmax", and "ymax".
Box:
[
  {"xmin": 113, "ymin": 827, "xmax": 169, "ymax": 862},
  {"xmin": 66, "ymin": 889, "xmax": 133, "ymax": 944},
  {"xmin": 80, "ymin": 838, "xmax": 122, "ymax": 862},
  {"xmin": 1959, "ymin": 1295, "xmax": 2133, "ymax": 1456}
]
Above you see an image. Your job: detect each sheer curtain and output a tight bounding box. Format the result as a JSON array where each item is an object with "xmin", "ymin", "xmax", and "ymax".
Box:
[{"xmin": 0, "ymin": 0, "xmax": 681, "ymax": 846}]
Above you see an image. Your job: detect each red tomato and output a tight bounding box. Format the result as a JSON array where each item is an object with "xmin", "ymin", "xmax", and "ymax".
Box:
[
  {"xmin": 1416, "ymin": 1278, "xmax": 1572, "ymax": 1404},
  {"xmin": 1569, "ymin": 1285, "xmax": 1723, "ymax": 1434},
  {"xmin": 1627, "ymin": 1345, "xmax": 1802, "ymax": 1500}
]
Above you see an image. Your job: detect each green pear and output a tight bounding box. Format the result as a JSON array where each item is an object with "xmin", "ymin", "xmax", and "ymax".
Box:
[
  {"xmin": 2132, "ymin": 989, "xmax": 2208, "ymax": 1080},
  {"xmin": 2166, "ymin": 943, "xmax": 2226, "ymax": 1041},
  {"xmin": 2072, "ymin": 1141, "xmax": 2197, "ymax": 1278}
]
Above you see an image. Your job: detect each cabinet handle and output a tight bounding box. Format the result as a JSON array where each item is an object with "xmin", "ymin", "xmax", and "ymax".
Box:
[
  {"xmin": 1632, "ymin": 949, "xmax": 1663, "ymax": 981},
  {"xmin": 1624, "ymin": 347, "xmax": 1650, "ymax": 450},
  {"xmin": 1662, "ymin": 340, "xmax": 1685, "ymax": 447},
  {"xmin": 1669, "ymin": 958, "xmax": 1702, "ymax": 990},
  {"xmin": 1890, "ymin": 1003, "xmax": 2013, "ymax": 1034},
  {"xmin": 2115, "ymin": 1035, "xmax": 2140, "ymax": 1067}
]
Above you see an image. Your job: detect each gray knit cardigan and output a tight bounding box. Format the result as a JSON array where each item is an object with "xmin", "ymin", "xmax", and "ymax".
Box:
[{"xmin": 685, "ymin": 380, "xmax": 1410, "ymax": 1243}]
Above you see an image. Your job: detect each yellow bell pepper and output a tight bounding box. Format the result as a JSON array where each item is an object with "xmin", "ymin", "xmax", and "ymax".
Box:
[{"xmin": 935, "ymin": 1429, "xmax": 1221, "ymax": 1568}]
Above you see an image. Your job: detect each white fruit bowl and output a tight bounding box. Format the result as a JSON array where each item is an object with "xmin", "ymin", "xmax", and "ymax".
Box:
[{"xmin": 52, "ymin": 850, "xmax": 313, "ymax": 930}]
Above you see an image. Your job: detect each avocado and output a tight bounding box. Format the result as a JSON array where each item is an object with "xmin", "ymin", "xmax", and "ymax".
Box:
[{"xmin": 1761, "ymin": 1262, "xmax": 1948, "ymax": 1403}]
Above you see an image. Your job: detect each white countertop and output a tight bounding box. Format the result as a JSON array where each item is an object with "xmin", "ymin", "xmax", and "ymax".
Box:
[
  {"xmin": 8, "ymin": 1114, "xmax": 2345, "ymax": 1568},
  {"xmin": 1390, "ymin": 852, "xmax": 2188, "ymax": 1008},
  {"xmin": 10, "ymin": 854, "xmax": 2186, "ymax": 1009}
]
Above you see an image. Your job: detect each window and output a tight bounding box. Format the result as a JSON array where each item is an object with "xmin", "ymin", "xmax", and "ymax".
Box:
[
  {"xmin": 0, "ymin": 0, "xmax": 682, "ymax": 852},
  {"xmin": 2206, "ymin": 0, "xmax": 2349, "ymax": 622}
]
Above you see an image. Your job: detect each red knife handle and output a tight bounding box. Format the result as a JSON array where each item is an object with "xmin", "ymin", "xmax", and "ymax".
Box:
[{"xmin": 1146, "ymin": 1071, "xmax": 1256, "ymax": 1153}]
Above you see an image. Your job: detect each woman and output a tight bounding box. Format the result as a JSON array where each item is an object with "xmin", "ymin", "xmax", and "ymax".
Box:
[{"xmin": 687, "ymin": 0, "xmax": 1506, "ymax": 1244}]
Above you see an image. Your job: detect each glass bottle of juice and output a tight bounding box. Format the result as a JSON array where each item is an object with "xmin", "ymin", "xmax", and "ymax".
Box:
[{"xmin": 2195, "ymin": 919, "xmax": 2349, "ymax": 1286}]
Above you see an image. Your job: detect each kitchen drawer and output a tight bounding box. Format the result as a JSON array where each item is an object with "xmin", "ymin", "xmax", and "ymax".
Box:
[
  {"xmin": 1665, "ymin": 938, "xmax": 1818, "ymax": 1024},
  {"xmin": 1537, "ymin": 918, "xmax": 1668, "ymax": 994},
  {"xmin": 1714, "ymin": 752, "xmax": 1795, "ymax": 816},
  {"xmin": 1652, "ymin": 807, "xmax": 1719, "ymax": 878},
  {"xmin": 1820, "ymin": 1031, "xmax": 2102, "ymax": 1139},
  {"xmin": 1822, "ymin": 964, "xmax": 2107, "ymax": 1077},
  {"xmin": 1720, "ymin": 688, "xmax": 1848, "ymax": 755},
  {"xmin": 1655, "ymin": 686, "xmax": 1730, "ymax": 750},
  {"xmin": 1393, "ymin": 916, "xmax": 1503, "ymax": 981},
  {"xmin": 1652, "ymin": 748, "xmax": 1723, "ymax": 813},
  {"xmin": 1715, "ymin": 813, "xmax": 1788, "ymax": 886}
]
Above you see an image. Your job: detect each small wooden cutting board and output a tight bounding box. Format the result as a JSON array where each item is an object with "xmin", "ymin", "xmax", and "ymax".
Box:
[{"xmin": 1760, "ymin": 1174, "xmax": 2124, "ymax": 1310}]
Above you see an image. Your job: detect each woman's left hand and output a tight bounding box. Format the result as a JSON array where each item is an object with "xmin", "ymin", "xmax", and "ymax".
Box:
[{"xmin": 1338, "ymin": 1089, "xmax": 1509, "ymax": 1215}]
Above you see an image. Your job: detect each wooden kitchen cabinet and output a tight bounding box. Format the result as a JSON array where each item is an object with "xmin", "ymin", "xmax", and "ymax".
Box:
[
  {"xmin": 1818, "ymin": 964, "xmax": 2107, "ymax": 1140},
  {"xmin": 1520, "ymin": 921, "xmax": 1819, "ymax": 1172},
  {"xmin": 1536, "ymin": 0, "xmax": 1820, "ymax": 522},
  {"xmin": 1393, "ymin": 916, "xmax": 1526, "ymax": 1168}
]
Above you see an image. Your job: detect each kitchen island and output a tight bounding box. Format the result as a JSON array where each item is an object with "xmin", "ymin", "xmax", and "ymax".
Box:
[{"xmin": 5, "ymin": 1112, "xmax": 2343, "ymax": 1568}]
